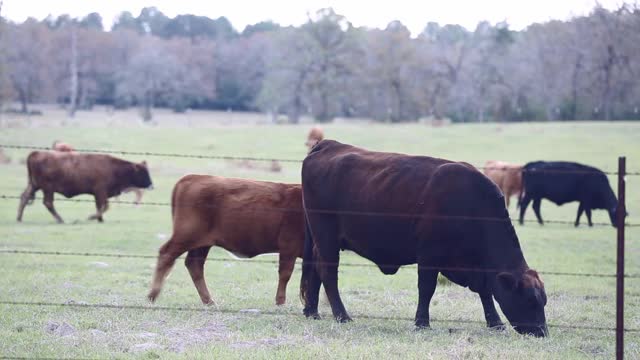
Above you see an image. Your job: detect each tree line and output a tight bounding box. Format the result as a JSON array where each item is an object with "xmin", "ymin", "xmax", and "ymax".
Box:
[{"xmin": 0, "ymin": 5, "xmax": 638, "ymax": 122}]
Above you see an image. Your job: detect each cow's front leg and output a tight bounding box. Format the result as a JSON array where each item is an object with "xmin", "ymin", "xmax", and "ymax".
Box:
[
  {"xmin": 43, "ymin": 190, "xmax": 63, "ymax": 223},
  {"xmin": 415, "ymin": 267, "xmax": 438, "ymax": 329},
  {"xmin": 89, "ymin": 193, "xmax": 108, "ymax": 222},
  {"xmin": 585, "ymin": 207, "xmax": 593, "ymax": 227},
  {"xmin": 479, "ymin": 292, "xmax": 505, "ymax": 329},
  {"xmin": 575, "ymin": 203, "xmax": 584, "ymax": 227}
]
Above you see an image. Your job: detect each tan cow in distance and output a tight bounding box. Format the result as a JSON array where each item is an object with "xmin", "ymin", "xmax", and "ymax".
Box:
[
  {"xmin": 483, "ymin": 160, "xmax": 523, "ymax": 208},
  {"xmin": 148, "ymin": 175, "xmax": 304, "ymax": 306},
  {"xmin": 52, "ymin": 140, "xmax": 75, "ymax": 152},
  {"xmin": 305, "ymin": 126, "xmax": 324, "ymax": 154}
]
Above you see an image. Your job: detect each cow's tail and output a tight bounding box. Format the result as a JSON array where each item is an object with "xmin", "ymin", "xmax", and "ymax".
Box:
[
  {"xmin": 25, "ymin": 152, "xmax": 38, "ymax": 204},
  {"xmin": 517, "ymin": 166, "xmax": 528, "ymax": 209},
  {"xmin": 299, "ymin": 214, "xmax": 315, "ymax": 305},
  {"xmin": 170, "ymin": 181, "xmax": 180, "ymax": 220}
]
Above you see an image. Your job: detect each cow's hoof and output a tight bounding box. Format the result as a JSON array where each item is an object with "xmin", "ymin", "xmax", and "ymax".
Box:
[
  {"xmin": 415, "ymin": 319, "xmax": 430, "ymax": 330},
  {"xmin": 304, "ymin": 309, "xmax": 321, "ymax": 320},
  {"xmin": 275, "ymin": 296, "xmax": 286, "ymax": 306},
  {"xmin": 489, "ymin": 323, "xmax": 506, "ymax": 331},
  {"xmin": 147, "ymin": 290, "xmax": 159, "ymax": 303},
  {"xmin": 56, "ymin": 220, "xmax": 64, "ymax": 224},
  {"xmin": 201, "ymin": 298, "xmax": 215, "ymax": 306},
  {"xmin": 16, "ymin": 218, "xmax": 22, "ymax": 222},
  {"xmin": 336, "ymin": 315, "xmax": 352, "ymax": 323}
]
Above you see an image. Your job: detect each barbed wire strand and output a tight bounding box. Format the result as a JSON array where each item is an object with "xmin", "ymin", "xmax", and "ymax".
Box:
[
  {"xmin": 2, "ymin": 195, "xmax": 635, "ymax": 228},
  {"xmin": 0, "ymin": 300, "xmax": 637, "ymax": 333},
  {"xmin": 1, "ymin": 249, "xmax": 637, "ymax": 279},
  {"xmin": 1, "ymin": 144, "xmax": 637, "ymax": 175}
]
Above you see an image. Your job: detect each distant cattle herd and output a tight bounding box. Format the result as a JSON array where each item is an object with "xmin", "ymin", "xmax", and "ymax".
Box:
[{"xmin": 11, "ymin": 125, "xmax": 627, "ymax": 338}]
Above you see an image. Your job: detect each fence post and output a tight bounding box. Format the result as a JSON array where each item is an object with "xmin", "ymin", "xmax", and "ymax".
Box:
[{"xmin": 616, "ymin": 156, "xmax": 626, "ymax": 360}]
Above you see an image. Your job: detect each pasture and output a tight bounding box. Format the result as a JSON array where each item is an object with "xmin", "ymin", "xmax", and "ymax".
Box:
[{"xmin": 0, "ymin": 108, "xmax": 639, "ymax": 359}]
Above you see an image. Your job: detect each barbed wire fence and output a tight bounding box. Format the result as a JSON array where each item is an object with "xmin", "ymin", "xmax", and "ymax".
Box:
[
  {"xmin": 0, "ymin": 145, "xmax": 635, "ymax": 359},
  {"xmin": 0, "ymin": 143, "xmax": 638, "ymax": 176}
]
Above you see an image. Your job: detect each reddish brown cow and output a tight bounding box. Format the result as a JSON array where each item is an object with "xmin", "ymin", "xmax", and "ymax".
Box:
[
  {"xmin": 16, "ymin": 151, "xmax": 153, "ymax": 223},
  {"xmin": 483, "ymin": 160, "xmax": 523, "ymax": 208},
  {"xmin": 148, "ymin": 175, "xmax": 303, "ymax": 305},
  {"xmin": 305, "ymin": 126, "xmax": 324, "ymax": 154}
]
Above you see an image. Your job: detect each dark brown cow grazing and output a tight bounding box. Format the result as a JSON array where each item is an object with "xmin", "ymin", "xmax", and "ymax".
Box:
[
  {"xmin": 305, "ymin": 126, "xmax": 324, "ymax": 154},
  {"xmin": 16, "ymin": 151, "xmax": 153, "ymax": 223},
  {"xmin": 301, "ymin": 140, "xmax": 548, "ymax": 336},
  {"xmin": 483, "ymin": 160, "xmax": 523, "ymax": 208},
  {"xmin": 147, "ymin": 175, "xmax": 303, "ymax": 305}
]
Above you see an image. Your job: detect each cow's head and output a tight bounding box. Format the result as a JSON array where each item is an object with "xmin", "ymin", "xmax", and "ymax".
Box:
[
  {"xmin": 609, "ymin": 207, "xmax": 629, "ymax": 227},
  {"xmin": 493, "ymin": 269, "xmax": 548, "ymax": 337},
  {"xmin": 133, "ymin": 160, "xmax": 153, "ymax": 189}
]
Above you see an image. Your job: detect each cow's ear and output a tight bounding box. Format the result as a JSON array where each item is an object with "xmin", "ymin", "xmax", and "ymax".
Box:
[
  {"xmin": 141, "ymin": 160, "xmax": 147, "ymax": 167},
  {"xmin": 497, "ymin": 272, "xmax": 518, "ymax": 291}
]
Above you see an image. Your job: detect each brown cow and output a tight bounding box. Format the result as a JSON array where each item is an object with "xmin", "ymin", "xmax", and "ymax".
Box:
[
  {"xmin": 16, "ymin": 151, "xmax": 153, "ymax": 223},
  {"xmin": 51, "ymin": 141, "xmax": 146, "ymax": 204},
  {"xmin": 483, "ymin": 160, "xmax": 523, "ymax": 208},
  {"xmin": 305, "ymin": 126, "xmax": 324, "ymax": 154},
  {"xmin": 148, "ymin": 175, "xmax": 303, "ymax": 306},
  {"xmin": 52, "ymin": 140, "xmax": 75, "ymax": 152}
]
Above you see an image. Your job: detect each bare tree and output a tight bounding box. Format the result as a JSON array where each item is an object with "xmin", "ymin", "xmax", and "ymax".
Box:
[{"xmin": 5, "ymin": 19, "xmax": 51, "ymax": 112}]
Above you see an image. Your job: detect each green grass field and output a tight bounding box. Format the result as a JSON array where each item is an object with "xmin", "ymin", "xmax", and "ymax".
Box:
[{"xmin": 0, "ymin": 109, "xmax": 639, "ymax": 359}]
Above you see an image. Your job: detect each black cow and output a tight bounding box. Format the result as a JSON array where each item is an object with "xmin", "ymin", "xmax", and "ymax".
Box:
[
  {"xmin": 518, "ymin": 161, "xmax": 620, "ymax": 227},
  {"xmin": 300, "ymin": 140, "xmax": 548, "ymax": 337}
]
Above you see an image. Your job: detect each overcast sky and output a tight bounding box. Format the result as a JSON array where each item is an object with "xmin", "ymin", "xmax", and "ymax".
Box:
[{"xmin": 1, "ymin": 0, "xmax": 628, "ymax": 35}]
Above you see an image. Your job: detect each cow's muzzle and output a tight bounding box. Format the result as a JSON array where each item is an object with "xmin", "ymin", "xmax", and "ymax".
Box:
[{"xmin": 514, "ymin": 324, "xmax": 548, "ymax": 338}]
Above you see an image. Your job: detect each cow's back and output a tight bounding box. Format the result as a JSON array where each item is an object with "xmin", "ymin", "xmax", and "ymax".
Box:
[
  {"xmin": 172, "ymin": 175, "xmax": 303, "ymax": 257},
  {"xmin": 523, "ymin": 161, "xmax": 606, "ymax": 205},
  {"xmin": 27, "ymin": 151, "xmax": 133, "ymax": 198}
]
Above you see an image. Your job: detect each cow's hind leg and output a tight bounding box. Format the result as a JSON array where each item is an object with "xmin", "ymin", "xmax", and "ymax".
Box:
[
  {"xmin": 16, "ymin": 183, "xmax": 38, "ymax": 222},
  {"xmin": 275, "ymin": 252, "xmax": 296, "ymax": 305},
  {"xmin": 532, "ymin": 198, "xmax": 544, "ymax": 225},
  {"xmin": 415, "ymin": 267, "xmax": 438, "ymax": 329},
  {"xmin": 311, "ymin": 216, "xmax": 351, "ymax": 322},
  {"xmin": 42, "ymin": 190, "xmax": 63, "ymax": 224},
  {"xmin": 148, "ymin": 239, "xmax": 187, "ymax": 303},
  {"xmin": 585, "ymin": 207, "xmax": 593, "ymax": 227},
  {"xmin": 504, "ymin": 188, "xmax": 511, "ymax": 208},
  {"xmin": 479, "ymin": 292, "xmax": 504, "ymax": 329},
  {"xmin": 185, "ymin": 246, "xmax": 214, "ymax": 304}
]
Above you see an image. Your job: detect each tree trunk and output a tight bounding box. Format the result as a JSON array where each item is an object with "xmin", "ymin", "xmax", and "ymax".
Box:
[
  {"xmin": 569, "ymin": 54, "xmax": 583, "ymax": 120},
  {"xmin": 18, "ymin": 88, "xmax": 28, "ymax": 113},
  {"xmin": 602, "ymin": 45, "xmax": 616, "ymax": 121},
  {"xmin": 68, "ymin": 27, "xmax": 78, "ymax": 118},
  {"xmin": 142, "ymin": 91, "xmax": 153, "ymax": 121}
]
